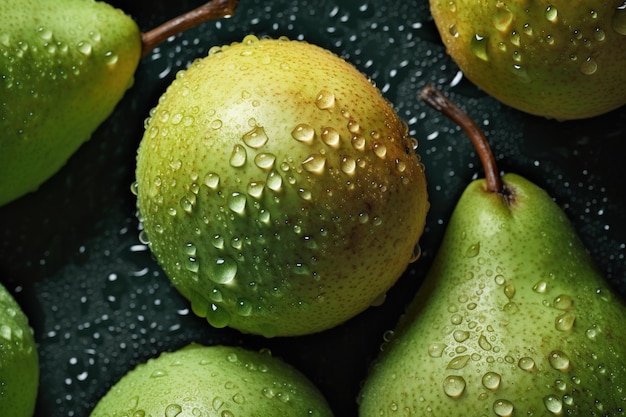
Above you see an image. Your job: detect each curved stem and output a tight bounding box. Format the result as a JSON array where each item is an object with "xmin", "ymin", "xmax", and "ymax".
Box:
[
  {"xmin": 419, "ymin": 84, "xmax": 503, "ymax": 194},
  {"xmin": 141, "ymin": 0, "xmax": 240, "ymax": 57}
]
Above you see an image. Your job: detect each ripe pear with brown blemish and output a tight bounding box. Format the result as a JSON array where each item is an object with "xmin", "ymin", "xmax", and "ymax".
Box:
[
  {"xmin": 429, "ymin": 0, "xmax": 626, "ymax": 119},
  {"xmin": 0, "ymin": 0, "xmax": 238, "ymax": 206},
  {"xmin": 359, "ymin": 85, "xmax": 626, "ymax": 417},
  {"xmin": 135, "ymin": 35, "xmax": 429, "ymax": 337}
]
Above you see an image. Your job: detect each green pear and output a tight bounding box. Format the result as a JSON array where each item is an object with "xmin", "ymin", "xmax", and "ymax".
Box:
[
  {"xmin": 90, "ymin": 343, "xmax": 334, "ymax": 417},
  {"xmin": 359, "ymin": 85, "xmax": 626, "ymax": 416},
  {"xmin": 0, "ymin": 0, "xmax": 238, "ymax": 207},
  {"xmin": 135, "ymin": 35, "xmax": 429, "ymax": 337},
  {"xmin": 0, "ymin": 282, "xmax": 39, "ymax": 417},
  {"xmin": 429, "ymin": 0, "xmax": 626, "ymax": 120}
]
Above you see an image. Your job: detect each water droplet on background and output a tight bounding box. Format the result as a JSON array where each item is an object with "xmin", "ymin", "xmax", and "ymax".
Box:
[
  {"xmin": 443, "ymin": 375, "xmax": 466, "ymax": 398},
  {"xmin": 315, "ymin": 90, "xmax": 336, "ymax": 109}
]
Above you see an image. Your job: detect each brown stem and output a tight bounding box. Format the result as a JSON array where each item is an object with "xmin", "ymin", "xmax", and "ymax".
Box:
[
  {"xmin": 141, "ymin": 0, "xmax": 240, "ymax": 57},
  {"xmin": 419, "ymin": 84, "xmax": 503, "ymax": 194}
]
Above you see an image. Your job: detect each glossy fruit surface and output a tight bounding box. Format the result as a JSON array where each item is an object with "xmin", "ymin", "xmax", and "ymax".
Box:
[
  {"xmin": 0, "ymin": 283, "xmax": 39, "ymax": 417},
  {"xmin": 90, "ymin": 344, "xmax": 334, "ymax": 417},
  {"xmin": 135, "ymin": 35, "xmax": 429, "ymax": 337},
  {"xmin": 429, "ymin": 0, "xmax": 626, "ymax": 119},
  {"xmin": 0, "ymin": 0, "xmax": 141, "ymax": 206}
]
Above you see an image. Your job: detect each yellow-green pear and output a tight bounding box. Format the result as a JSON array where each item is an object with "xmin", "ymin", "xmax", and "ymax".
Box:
[
  {"xmin": 0, "ymin": 282, "xmax": 39, "ymax": 417},
  {"xmin": 429, "ymin": 0, "xmax": 626, "ymax": 120},
  {"xmin": 90, "ymin": 344, "xmax": 334, "ymax": 417},
  {"xmin": 0, "ymin": 0, "xmax": 238, "ymax": 206},
  {"xmin": 359, "ymin": 85, "xmax": 626, "ymax": 416},
  {"xmin": 135, "ymin": 35, "xmax": 429, "ymax": 337}
]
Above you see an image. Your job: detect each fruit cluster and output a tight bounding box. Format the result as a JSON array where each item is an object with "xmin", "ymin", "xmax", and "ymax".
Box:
[{"xmin": 1, "ymin": 1, "xmax": 625, "ymax": 416}]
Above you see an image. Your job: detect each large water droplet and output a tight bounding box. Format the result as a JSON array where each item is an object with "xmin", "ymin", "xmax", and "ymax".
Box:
[
  {"xmin": 447, "ymin": 355, "xmax": 470, "ymax": 370},
  {"xmin": 555, "ymin": 311, "xmax": 576, "ymax": 331},
  {"xmin": 230, "ymin": 145, "xmax": 247, "ymax": 167},
  {"xmin": 543, "ymin": 395, "xmax": 563, "ymax": 414},
  {"xmin": 165, "ymin": 404, "xmax": 183, "ymax": 417},
  {"xmin": 373, "ymin": 142, "xmax": 387, "ymax": 159},
  {"xmin": 613, "ymin": 3, "xmax": 626, "ymax": 35},
  {"xmin": 247, "ymin": 181, "xmax": 265, "ymax": 199},
  {"xmin": 482, "ymin": 372, "xmax": 501, "ymax": 391},
  {"xmin": 266, "ymin": 170, "xmax": 283, "ymax": 191},
  {"xmin": 340, "ymin": 156, "xmax": 356, "ymax": 175},
  {"xmin": 254, "ymin": 153, "xmax": 276, "ymax": 170},
  {"xmin": 518, "ymin": 356, "xmax": 535, "ymax": 371},
  {"xmin": 553, "ymin": 294, "xmax": 573, "ymax": 310},
  {"xmin": 351, "ymin": 134, "xmax": 366, "ymax": 151},
  {"xmin": 470, "ymin": 34, "xmax": 489, "ymax": 61},
  {"xmin": 548, "ymin": 350, "xmax": 570, "ymax": 371},
  {"xmin": 204, "ymin": 172, "xmax": 220, "ymax": 189},
  {"xmin": 209, "ymin": 257, "xmax": 238, "ymax": 284},
  {"xmin": 321, "ymin": 127, "xmax": 341, "ymax": 148},
  {"xmin": 242, "ymin": 126, "xmax": 269, "ymax": 149},
  {"xmin": 228, "ymin": 192, "xmax": 247, "ymax": 214},
  {"xmin": 77, "ymin": 41, "xmax": 92, "ymax": 55},
  {"xmin": 315, "ymin": 90, "xmax": 336, "ymax": 110},
  {"xmin": 493, "ymin": 5, "xmax": 513, "ymax": 32},
  {"xmin": 493, "ymin": 399, "xmax": 514, "ymax": 417},
  {"xmin": 207, "ymin": 303, "xmax": 231, "ymax": 328},
  {"xmin": 466, "ymin": 242, "xmax": 480, "ymax": 257},
  {"xmin": 428, "ymin": 343, "xmax": 446, "ymax": 358},
  {"xmin": 580, "ymin": 57, "xmax": 598, "ymax": 75},
  {"xmin": 302, "ymin": 154, "xmax": 326, "ymax": 174},
  {"xmin": 443, "ymin": 375, "xmax": 466, "ymax": 398},
  {"xmin": 291, "ymin": 124, "xmax": 315, "ymax": 144},
  {"xmin": 453, "ymin": 330, "xmax": 470, "ymax": 342},
  {"xmin": 478, "ymin": 334, "xmax": 493, "ymax": 351}
]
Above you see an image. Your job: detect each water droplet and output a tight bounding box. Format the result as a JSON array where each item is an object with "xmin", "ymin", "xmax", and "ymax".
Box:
[
  {"xmin": 340, "ymin": 156, "xmax": 357, "ymax": 175},
  {"xmin": 351, "ymin": 134, "xmax": 366, "ymax": 151},
  {"xmin": 533, "ymin": 280, "xmax": 548, "ymax": 293},
  {"xmin": 493, "ymin": 399, "xmax": 514, "ymax": 417},
  {"xmin": 266, "ymin": 170, "xmax": 283, "ymax": 191},
  {"xmin": 494, "ymin": 274, "xmax": 505, "ymax": 285},
  {"xmin": 210, "ymin": 119, "xmax": 223, "ymax": 129},
  {"xmin": 302, "ymin": 154, "xmax": 326, "ymax": 174},
  {"xmin": 510, "ymin": 31, "xmax": 521, "ymax": 46},
  {"xmin": 77, "ymin": 41, "xmax": 92, "ymax": 55},
  {"xmin": 449, "ymin": 24, "xmax": 459, "ymax": 37},
  {"xmin": 447, "ymin": 355, "xmax": 470, "ymax": 370},
  {"xmin": 450, "ymin": 313, "xmax": 463, "ymax": 325},
  {"xmin": 466, "ymin": 242, "xmax": 480, "ymax": 257},
  {"xmin": 518, "ymin": 356, "xmax": 535, "ymax": 371},
  {"xmin": 204, "ymin": 172, "xmax": 220, "ymax": 189},
  {"xmin": 580, "ymin": 57, "xmax": 598, "ymax": 75},
  {"xmin": 443, "ymin": 375, "xmax": 466, "ymax": 398},
  {"xmin": 548, "ymin": 350, "xmax": 570, "ymax": 371},
  {"xmin": 291, "ymin": 124, "xmax": 315, "ymax": 143},
  {"xmin": 494, "ymin": 5, "xmax": 513, "ymax": 32},
  {"xmin": 321, "ymin": 127, "xmax": 340, "ymax": 148},
  {"xmin": 373, "ymin": 142, "xmax": 387, "ymax": 159},
  {"xmin": 209, "ymin": 257, "xmax": 238, "ymax": 284},
  {"xmin": 236, "ymin": 299, "xmax": 253, "ymax": 316},
  {"xmin": 229, "ymin": 144, "xmax": 247, "ymax": 167},
  {"xmin": 543, "ymin": 395, "xmax": 563, "ymax": 414},
  {"xmin": 545, "ymin": 5, "xmax": 558, "ymax": 22},
  {"xmin": 555, "ymin": 311, "xmax": 576, "ymax": 331},
  {"xmin": 207, "ymin": 303, "xmax": 231, "ymax": 328},
  {"xmin": 553, "ymin": 294, "xmax": 573, "ymax": 310},
  {"xmin": 165, "ymin": 404, "xmax": 183, "ymax": 417},
  {"xmin": 228, "ymin": 192, "xmax": 247, "ymax": 214},
  {"xmin": 593, "ymin": 27, "xmax": 606, "ymax": 41},
  {"xmin": 613, "ymin": 3, "xmax": 626, "ymax": 35},
  {"xmin": 503, "ymin": 282, "xmax": 515, "ymax": 299},
  {"xmin": 247, "ymin": 181, "xmax": 265, "ymax": 199},
  {"xmin": 315, "ymin": 90, "xmax": 336, "ymax": 109},
  {"xmin": 428, "ymin": 343, "xmax": 446, "ymax": 358},
  {"xmin": 482, "ymin": 372, "xmax": 501, "ymax": 390},
  {"xmin": 478, "ymin": 334, "xmax": 492, "ymax": 351},
  {"xmin": 347, "ymin": 119, "xmax": 361, "ymax": 134},
  {"xmin": 470, "ymin": 34, "xmax": 489, "ymax": 61},
  {"xmin": 242, "ymin": 126, "xmax": 269, "ymax": 149},
  {"xmin": 453, "ymin": 330, "xmax": 470, "ymax": 342}
]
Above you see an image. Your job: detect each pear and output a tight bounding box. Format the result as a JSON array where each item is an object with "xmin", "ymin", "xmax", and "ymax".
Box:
[
  {"xmin": 429, "ymin": 0, "xmax": 626, "ymax": 120},
  {"xmin": 90, "ymin": 343, "xmax": 334, "ymax": 417},
  {"xmin": 0, "ymin": 282, "xmax": 39, "ymax": 417},
  {"xmin": 134, "ymin": 35, "xmax": 429, "ymax": 337},
  {"xmin": 358, "ymin": 85, "xmax": 626, "ymax": 416},
  {"xmin": 0, "ymin": 0, "xmax": 238, "ymax": 206}
]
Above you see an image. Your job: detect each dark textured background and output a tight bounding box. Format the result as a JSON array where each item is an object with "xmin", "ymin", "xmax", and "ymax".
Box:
[{"xmin": 1, "ymin": 0, "xmax": 624, "ymax": 416}]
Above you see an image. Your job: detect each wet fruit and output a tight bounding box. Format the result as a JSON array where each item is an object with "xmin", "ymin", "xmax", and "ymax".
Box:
[
  {"xmin": 429, "ymin": 0, "xmax": 626, "ymax": 119},
  {"xmin": 135, "ymin": 35, "xmax": 429, "ymax": 337},
  {"xmin": 90, "ymin": 344, "xmax": 334, "ymax": 417},
  {"xmin": 0, "ymin": 282, "xmax": 39, "ymax": 417}
]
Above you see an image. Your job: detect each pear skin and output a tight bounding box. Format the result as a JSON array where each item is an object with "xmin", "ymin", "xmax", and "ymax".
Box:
[
  {"xmin": 429, "ymin": 0, "xmax": 626, "ymax": 120},
  {"xmin": 0, "ymin": 0, "xmax": 141, "ymax": 206},
  {"xmin": 135, "ymin": 35, "xmax": 429, "ymax": 337},
  {"xmin": 359, "ymin": 86, "xmax": 626, "ymax": 416}
]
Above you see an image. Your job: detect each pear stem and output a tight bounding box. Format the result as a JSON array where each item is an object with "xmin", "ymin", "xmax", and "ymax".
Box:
[
  {"xmin": 419, "ymin": 84, "xmax": 503, "ymax": 194},
  {"xmin": 141, "ymin": 0, "xmax": 240, "ymax": 58}
]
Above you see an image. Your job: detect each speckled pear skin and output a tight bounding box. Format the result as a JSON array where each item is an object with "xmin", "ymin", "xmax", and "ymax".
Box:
[
  {"xmin": 429, "ymin": 0, "xmax": 626, "ymax": 120},
  {"xmin": 0, "ymin": 0, "xmax": 141, "ymax": 206},
  {"xmin": 0, "ymin": 283, "xmax": 39, "ymax": 417},
  {"xmin": 359, "ymin": 173, "xmax": 626, "ymax": 416},
  {"xmin": 135, "ymin": 35, "xmax": 429, "ymax": 337},
  {"xmin": 90, "ymin": 344, "xmax": 334, "ymax": 417}
]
